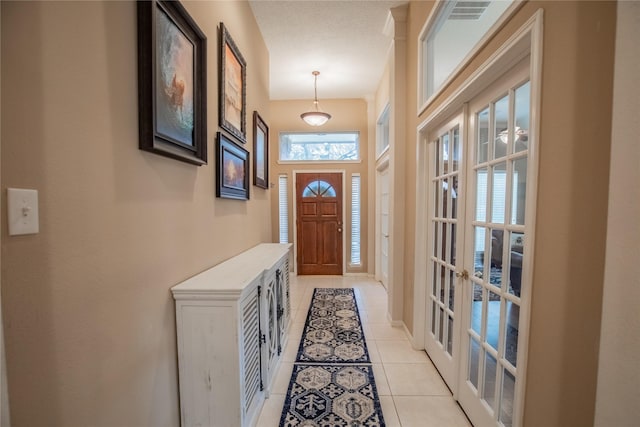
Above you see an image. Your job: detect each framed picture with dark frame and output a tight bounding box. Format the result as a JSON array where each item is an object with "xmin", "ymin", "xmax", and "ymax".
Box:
[
  {"xmin": 216, "ymin": 132, "xmax": 250, "ymax": 200},
  {"xmin": 137, "ymin": 0, "xmax": 207, "ymax": 165},
  {"xmin": 219, "ymin": 23, "xmax": 247, "ymax": 144},
  {"xmin": 253, "ymin": 111, "xmax": 269, "ymax": 189}
]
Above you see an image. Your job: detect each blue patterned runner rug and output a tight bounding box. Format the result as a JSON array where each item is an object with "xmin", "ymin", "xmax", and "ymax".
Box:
[
  {"xmin": 296, "ymin": 287, "xmax": 370, "ymax": 363},
  {"xmin": 279, "ymin": 288, "xmax": 385, "ymax": 426},
  {"xmin": 279, "ymin": 364, "xmax": 384, "ymax": 426}
]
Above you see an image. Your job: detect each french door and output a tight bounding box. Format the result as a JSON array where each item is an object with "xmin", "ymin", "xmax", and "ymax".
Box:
[
  {"xmin": 424, "ymin": 58, "xmax": 534, "ymax": 427},
  {"xmin": 424, "ymin": 112, "xmax": 466, "ymax": 387},
  {"xmin": 458, "ymin": 61, "xmax": 531, "ymax": 427}
]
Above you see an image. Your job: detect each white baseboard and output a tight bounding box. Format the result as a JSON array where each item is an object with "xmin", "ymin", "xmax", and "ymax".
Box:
[{"xmin": 380, "ymin": 316, "xmax": 419, "ymax": 348}]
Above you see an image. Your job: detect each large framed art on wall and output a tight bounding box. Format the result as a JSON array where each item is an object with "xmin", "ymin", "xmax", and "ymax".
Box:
[{"xmin": 137, "ymin": 0, "xmax": 207, "ymax": 165}]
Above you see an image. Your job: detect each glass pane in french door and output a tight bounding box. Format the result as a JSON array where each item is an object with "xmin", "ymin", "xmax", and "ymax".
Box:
[
  {"xmin": 429, "ymin": 125, "xmax": 461, "ymax": 358},
  {"xmin": 463, "ymin": 79, "xmax": 530, "ymax": 426}
]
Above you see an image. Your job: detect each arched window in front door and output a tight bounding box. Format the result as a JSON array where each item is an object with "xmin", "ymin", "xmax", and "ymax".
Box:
[{"xmin": 302, "ymin": 180, "xmax": 337, "ymax": 198}]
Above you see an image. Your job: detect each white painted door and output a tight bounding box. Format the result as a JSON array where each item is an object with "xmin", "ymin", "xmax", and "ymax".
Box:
[
  {"xmin": 424, "ymin": 112, "xmax": 466, "ymax": 387},
  {"xmin": 458, "ymin": 61, "xmax": 532, "ymax": 427},
  {"xmin": 379, "ymin": 166, "xmax": 390, "ymax": 289}
]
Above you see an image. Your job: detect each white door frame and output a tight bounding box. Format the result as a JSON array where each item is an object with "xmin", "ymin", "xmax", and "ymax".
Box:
[
  {"xmin": 412, "ymin": 10, "xmax": 543, "ymax": 425},
  {"xmin": 292, "ymin": 170, "xmax": 347, "ymax": 275}
]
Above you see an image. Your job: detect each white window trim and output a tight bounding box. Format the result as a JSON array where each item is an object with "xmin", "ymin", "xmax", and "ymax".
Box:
[
  {"xmin": 277, "ymin": 160, "xmax": 362, "ymax": 165},
  {"xmin": 376, "ymin": 103, "xmax": 391, "ymax": 159},
  {"xmin": 417, "ymin": 0, "xmax": 525, "ymax": 116}
]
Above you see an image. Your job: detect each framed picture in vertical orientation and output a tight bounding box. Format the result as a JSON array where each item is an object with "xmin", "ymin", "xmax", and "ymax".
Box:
[
  {"xmin": 216, "ymin": 133, "xmax": 250, "ymax": 200},
  {"xmin": 253, "ymin": 111, "xmax": 269, "ymax": 189},
  {"xmin": 219, "ymin": 23, "xmax": 247, "ymax": 144},
  {"xmin": 137, "ymin": 0, "xmax": 207, "ymax": 165}
]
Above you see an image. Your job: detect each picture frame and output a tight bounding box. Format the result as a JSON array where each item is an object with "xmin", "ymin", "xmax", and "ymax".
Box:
[
  {"xmin": 216, "ymin": 132, "xmax": 250, "ymax": 200},
  {"xmin": 137, "ymin": 0, "xmax": 207, "ymax": 165},
  {"xmin": 253, "ymin": 111, "xmax": 269, "ymax": 189},
  {"xmin": 219, "ymin": 23, "xmax": 247, "ymax": 144}
]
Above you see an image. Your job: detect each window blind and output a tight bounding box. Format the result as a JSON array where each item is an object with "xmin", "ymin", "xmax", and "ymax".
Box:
[
  {"xmin": 351, "ymin": 174, "xmax": 361, "ymax": 266},
  {"xmin": 278, "ymin": 175, "xmax": 288, "ymax": 244}
]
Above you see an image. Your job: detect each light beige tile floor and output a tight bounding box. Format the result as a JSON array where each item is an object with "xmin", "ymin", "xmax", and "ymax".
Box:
[{"xmin": 256, "ymin": 275, "xmax": 472, "ymax": 427}]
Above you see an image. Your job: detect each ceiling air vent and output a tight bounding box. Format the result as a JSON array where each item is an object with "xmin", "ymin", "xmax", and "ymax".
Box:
[{"xmin": 449, "ymin": 1, "xmax": 491, "ymax": 20}]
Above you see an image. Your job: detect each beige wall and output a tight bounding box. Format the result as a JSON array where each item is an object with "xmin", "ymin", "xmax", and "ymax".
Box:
[
  {"xmin": 0, "ymin": 1, "xmax": 270, "ymax": 426},
  {"xmin": 404, "ymin": 1, "xmax": 616, "ymax": 426},
  {"xmin": 0, "ymin": 5, "xmax": 7, "ymax": 425},
  {"xmin": 269, "ymin": 99, "xmax": 369, "ymax": 274},
  {"xmin": 595, "ymin": 1, "xmax": 640, "ymax": 425},
  {"xmin": 402, "ymin": 1, "xmax": 433, "ymax": 332}
]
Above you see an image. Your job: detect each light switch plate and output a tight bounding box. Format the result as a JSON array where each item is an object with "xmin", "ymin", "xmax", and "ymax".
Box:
[{"xmin": 7, "ymin": 188, "xmax": 39, "ymax": 236}]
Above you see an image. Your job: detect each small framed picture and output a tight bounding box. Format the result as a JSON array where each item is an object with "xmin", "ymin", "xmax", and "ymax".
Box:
[
  {"xmin": 216, "ymin": 132, "xmax": 250, "ymax": 200},
  {"xmin": 253, "ymin": 111, "xmax": 269, "ymax": 189},
  {"xmin": 219, "ymin": 23, "xmax": 247, "ymax": 144},
  {"xmin": 137, "ymin": 0, "xmax": 207, "ymax": 165}
]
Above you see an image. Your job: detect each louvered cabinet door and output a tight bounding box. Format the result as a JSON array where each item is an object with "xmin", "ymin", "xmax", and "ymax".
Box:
[
  {"xmin": 278, "ymin": 258, "xmax": 291, "ymax": 352},
  {"xmin": 263, "ymin": 271, "xmax": 280, "ymax": 394},
  {"xmin": 240, "ymin": 286, "xmax": 263, "ymax": 426}
]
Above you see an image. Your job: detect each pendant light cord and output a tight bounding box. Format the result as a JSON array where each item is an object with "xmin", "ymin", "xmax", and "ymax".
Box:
[{"xmin": 313, "ymin": 71, "xmax": 320, "ymax": 111}]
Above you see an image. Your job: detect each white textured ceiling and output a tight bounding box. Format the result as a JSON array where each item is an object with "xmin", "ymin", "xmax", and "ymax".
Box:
[{"xmin": 249, "ymin": 0, "xmax": 407, "ymax": 100}]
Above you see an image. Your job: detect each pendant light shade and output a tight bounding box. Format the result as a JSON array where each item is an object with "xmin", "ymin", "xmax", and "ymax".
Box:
[{"xmin": 301, "ymin": 71, "xmax": 331, "ymax": 126}]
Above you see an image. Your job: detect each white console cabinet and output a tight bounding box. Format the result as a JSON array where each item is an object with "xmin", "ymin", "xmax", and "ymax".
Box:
[{"xmin": 171, "ymin": 243, "xmax": 291, "ymax": 427}]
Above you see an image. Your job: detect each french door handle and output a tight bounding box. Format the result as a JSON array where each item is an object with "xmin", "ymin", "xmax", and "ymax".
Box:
[{"xmin": 456, "ymin": 269, "xmax": 469, "ymax": 280}]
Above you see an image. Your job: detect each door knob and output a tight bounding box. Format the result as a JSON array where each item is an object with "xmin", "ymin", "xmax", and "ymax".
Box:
[
  {"xmin": 455, "ymin": 269, "xmax": 469, "ymax": 280},
  {"xmin": 337, "ymin": 228, "xmax": 342, "ymax": 233}
]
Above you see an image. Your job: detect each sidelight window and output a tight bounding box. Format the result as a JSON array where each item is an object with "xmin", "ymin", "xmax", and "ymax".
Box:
[
  {"xmin": 351, "ymin": 174, "xmax": 361, "ymax": 266},
  {"xmin": 279, "ymin": 174, "xmax": 289, "ymax": 243}
]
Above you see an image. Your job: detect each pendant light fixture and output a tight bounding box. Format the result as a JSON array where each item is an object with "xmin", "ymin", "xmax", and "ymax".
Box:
[{"xmin": 300, "ymin": 71, "xmax": 331, "ymax": 126}]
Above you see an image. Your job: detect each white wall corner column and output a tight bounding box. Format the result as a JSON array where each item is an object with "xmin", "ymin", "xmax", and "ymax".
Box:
[
  {"xmin": 387, "ymin": 4, "xmax": 408, "ymax": 325},
  {"xmin": 411, "ymin": 124, "xmax": 428, "ymax": 350},
  {"xmin": 366, "ymin": 95, "xmax": 377, "ymax": 276}
]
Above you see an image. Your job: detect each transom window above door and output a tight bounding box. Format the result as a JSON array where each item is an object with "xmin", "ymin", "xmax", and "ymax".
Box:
[
  {"xmin": 279, "ymin": 132, "xmax": 359, "ymax": 162},
  {"xmin": 302, "ymin": 180, "xmax": 337, "ymax": 198},
  {"xmin": 419, "ymin": 0, "xmax": 517, "ymax": 108}
]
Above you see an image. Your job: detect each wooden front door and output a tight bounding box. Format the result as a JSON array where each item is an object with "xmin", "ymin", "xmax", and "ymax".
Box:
[{"xmin": 296, "ymin": 173, "xmax": 343, "ymax": 275}]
